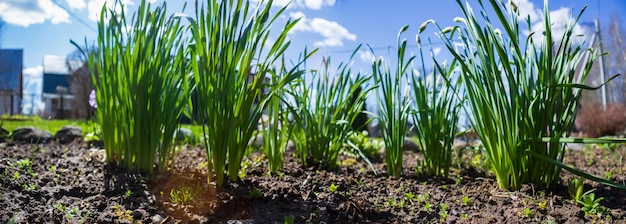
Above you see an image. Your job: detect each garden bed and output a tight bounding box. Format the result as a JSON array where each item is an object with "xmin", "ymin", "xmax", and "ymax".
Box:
[{"xmin": 0, "ymin": 140, "xmax": 624, "ymax": 223}]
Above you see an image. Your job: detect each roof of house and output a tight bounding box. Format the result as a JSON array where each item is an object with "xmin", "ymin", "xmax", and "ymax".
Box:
[
  {"xmin": 0, "ymin": 49, "xmax": 23, "ymax": 91},
  {"xmin": 42, "ymin": 55, "xmax": 72, "ymax": 94}
]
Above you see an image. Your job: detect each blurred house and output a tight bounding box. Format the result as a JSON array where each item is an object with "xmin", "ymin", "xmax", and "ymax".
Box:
[
  {"xmin": 0, "ymin": 49, "xmax": 23, "ymax": 116},
  {"xmin": 42, "ymin": 55, "xmax": 74, "ymax": 119}
]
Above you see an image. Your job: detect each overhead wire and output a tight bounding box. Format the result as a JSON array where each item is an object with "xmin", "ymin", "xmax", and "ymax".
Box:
[{"xmin": 50, "ymin": 0, "xmax": 98, "ymax": 33}]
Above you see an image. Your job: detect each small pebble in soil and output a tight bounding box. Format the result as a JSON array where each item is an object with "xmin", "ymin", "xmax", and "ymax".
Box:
[{"xmin": 151, "ymin": 214, "xmax": 164, "ymax": 222}]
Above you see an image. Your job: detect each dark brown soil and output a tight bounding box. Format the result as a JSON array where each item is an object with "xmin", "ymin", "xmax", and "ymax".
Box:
[{"xmin": 1, "ymin": 140, "xmax": 625, "ymax": 223}]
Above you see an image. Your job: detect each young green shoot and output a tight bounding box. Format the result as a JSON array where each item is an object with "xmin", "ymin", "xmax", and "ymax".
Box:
[
  {"xmin": 568, "ymin": 178, "xmax": 585, "ymax": 201},
  {"xmin": 170, "ymin": 185, "xmax": 199, "ymax": 206},
  {"xmin": 520, "ymin": 207, "xmax": 534, "ymax": 218},
  {"xmin": 370, "ymin": 25, "xmax": 414, "ymax": 178},
  {"xmin": 460, "ymin": 195, "xmax": 473, "ymax": 206},
  {"xmin": 405, "ymin": 192, "xmax": 415, "ymax": 200},
  {"xmin": 329, "ymin": 183, "xmax": 339, "ymax": 193},
  {"xmin": 578, "ymin": 193, "xmax": 609, "ymax": 217}
]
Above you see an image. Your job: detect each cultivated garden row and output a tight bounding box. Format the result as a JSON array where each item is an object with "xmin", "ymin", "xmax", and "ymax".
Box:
[{"xmin": 58, "ymin": 0, "xmax": 626, "ymax": 218}]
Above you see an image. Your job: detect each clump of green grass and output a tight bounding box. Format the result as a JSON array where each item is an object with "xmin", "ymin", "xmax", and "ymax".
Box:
[
  {"xmin": 437, "ymin": 0, "xmax": 618, "ymax": 190},
  {"xmin": 187, "ymin": 0, "xmax": 308, "ymax": 189},
  {"xmin": 262, "ymin": 58, "xmax": 305, "ymax": 173},
  {"xmin": 72, "ymin": 0, "xmax": 189, "ymax": 174},
  {"xmin": 370, "ymin": 26, "xmax": 414, "ymax": 178},
  {"xmin": 290, "ymin": 46, "xmax": 374, "ymax": 171},
  {"xmin": 412, "ymin": 20, "xmax": 463, "ymax": 178}
]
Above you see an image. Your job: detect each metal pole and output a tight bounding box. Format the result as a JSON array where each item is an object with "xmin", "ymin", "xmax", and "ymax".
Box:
[
  {"xmin": 9, "ymin": 92, "xmax": 13, "ymax": 116},
  {"xmin": 60, "ymin": 93, "xmax": 64, "ymax": 119},
  {"xmin": 596, "ymin": 19, "xmax": 607, "ymax": 111}
]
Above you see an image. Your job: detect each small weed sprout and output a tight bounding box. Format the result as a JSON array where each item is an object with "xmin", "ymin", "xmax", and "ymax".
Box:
[
  {"xmin": 405, "ymin": 192, "xmax": 415, "ymax": 200},
  {"xmin": 520, "ymin": 207, "xmax": 534, "ymax": 218},
  {"xmin": 15, "ymin": 159, "xmax": 32, "ymax": 172},
  {"xmin": 577, "ymin": 193, "xmax": 609, "ymax": 217},
  {"xmin": 439, "ymin": 210, "xmax": 448, "ymax": 222},
  {"xmin": 54, "ymin": 203, "xmax": 80, "ymax": 219},
  {"xmin": 440, "ymin": 203, "xmax": 449, "ymax": 211},
  {"xmin": 329, "ymin": 183, "xmax": 339, "ymax": 193},
  {"xmin": 538, "ymin": 190, "xmax": 546, "ymax": 197},
  {"xmin": 537, "ymin": 200, "xmax": 548, "ymax": 210},
  {"xmin": 424, "ymin": 202, "xmax": 432, "ymax": 212},
  {"xmin": 388, "ymin": 198, "xmax": 397, "ymax": 208},
  {"xmin": 22, "ymin": 183, "xmax": 35, "ymax": 191},
  {"xmin": 568, "ymin": 178, "xmax": 585, "ymax": 201},
  {"xmin": 170, "ymin": 185, "xmax": 199, "ymax": 206},
  {"xmin": 417, "ymin": 193, "xmax": 430, "ymax": 203},
  {"xmin": 125, "ymin": 190, "xmax": 132, "ymax": 197},
  {"xmin": 460, "ymin": 195, "xmax": 473, "ymax": 206}
]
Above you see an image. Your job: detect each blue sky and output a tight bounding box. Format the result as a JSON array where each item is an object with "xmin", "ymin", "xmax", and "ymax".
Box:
[{"xmin": 0, "ymin": 0, "xmax": 624, "ymax": 115}]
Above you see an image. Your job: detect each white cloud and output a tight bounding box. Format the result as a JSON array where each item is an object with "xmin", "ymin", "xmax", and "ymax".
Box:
[
  {"xmin": 296, "ymin": 0, "xmax": 336, "ymax": 10},
  {"xmin": 22, "ymin": 66, "xmax": 45, "ymax": 115},
  {"xmin": 254, "ymin": 0, "xmax": 335, "ymax": 10},
  {"xmin": 526, "ymin": 7, "xmax": 589, "ymax": 45},
  {"xmin": 0, "ymin": 0, "xmax": 70, "ymax": 27},
  {"xmin": 86, "ymin": 0, "xmax": 133, "ymax": 22},
  {"xmin": 23, "ymin": 65, "xmax": 43, "ymax": 78},
  {"xmin": 289, "ymin": 11, "xmax": 309, "ymax": 31},
  {"xmin": 272, "ymin": 0, "xmax": 293, "ymax": 8},
  {"xmin": 289, "ymin": 11, "xmax": 356, "ymax": 47},
  {"xmin": 508, "ymin": 0, "xmax": 541, "ymax": 23},
  {"xmin": 358, "ymin": 50, "xmax": 375, "ymax": 63},
  {"xmin": 250, "ymin": 0, "xmax": 293, "ymax": 9},
  {"xmin": 433, "ymin": 47, "xmax": 442, "ymax": 56},
  {"xmin": 67, "ymin": 0, "xmax": 86, "ymax": 10},
  {"xmin": 503, "ymin": 0, "xmax": 590, "ymax": 45}
]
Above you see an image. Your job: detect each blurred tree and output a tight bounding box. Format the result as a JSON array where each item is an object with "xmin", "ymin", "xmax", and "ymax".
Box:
[
  {"xmin": 605, "ymin": 12, "xmax": 626, "ymax": 104},
  {"xmin": 580, "ymin": 12, "xmax": 626, "ymax": 107},
  {"xmin": 66, "ymin": 48, "xmax": 95, "ymax": 120},
  {"xmin": 576, "ymin": 12, "xmax": 626, "ymax": 134}
]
